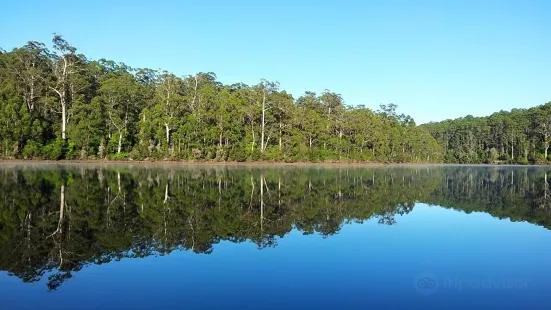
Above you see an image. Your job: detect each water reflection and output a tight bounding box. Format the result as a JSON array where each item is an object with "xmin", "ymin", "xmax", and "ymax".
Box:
[{"xmin": 1, "ymin": 164, "xmax": 551, "ymax": 291}]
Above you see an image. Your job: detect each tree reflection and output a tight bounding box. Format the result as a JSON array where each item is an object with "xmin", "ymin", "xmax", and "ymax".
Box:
[{"xmin": 1, "ymin": 165, "xmax": 551, "ymax": 290}]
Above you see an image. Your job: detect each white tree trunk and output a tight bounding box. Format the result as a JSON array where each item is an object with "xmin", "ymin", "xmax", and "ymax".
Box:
[
  {"xmin": 192, "ymin": 75, "xmax": 198, "ymax": 112},
  {"xmin": 29, "ymin": 76, "xmax": 35, "ymax": 112},
  {"xmin": 261, "ymin": 89, "xmax": 266, "ymax": 153},
  {"xmin": 251, "ymin": 122, "xmax": 255, "ymax": 152},
  {"xmin": 117, "ymin": 131, "xmax": 123, "ymax": 154},
  {"xmin": 165, "ymin": 124, "xmax": 170, "ymax": 146},
  {"xmin": 59, "ymin": 185, "xmax": 65, "ymax": 230},
  {"xmin": 260, "ymin": 175, "xmax": 264, "ymax": 231},
  {"xmin": 48, "ymin": 185, "xmax": 65, "ymax": 238},
  {"xmin": 279, "ymin": 122, "xmax": 282, "ymax": 150},
  {"xmin": 61, "ymin": 100, "xmax": 67, "ymax": 140}
]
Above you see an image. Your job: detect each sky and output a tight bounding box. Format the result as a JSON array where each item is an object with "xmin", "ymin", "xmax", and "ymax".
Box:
[{"xmin": 1, "ymin": 0, "xmax": 549, "ymax": 124}]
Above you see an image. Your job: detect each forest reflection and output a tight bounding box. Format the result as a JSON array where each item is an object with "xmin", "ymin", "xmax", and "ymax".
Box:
[{"xmin": 1, "ymin": 164, "xmax": 551, "ymax": 290}]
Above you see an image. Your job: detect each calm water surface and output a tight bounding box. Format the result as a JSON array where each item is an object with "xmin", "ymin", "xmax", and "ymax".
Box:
[{"xmin": 1, "ymin": 164, "xmax": 550, "ymax": 309}]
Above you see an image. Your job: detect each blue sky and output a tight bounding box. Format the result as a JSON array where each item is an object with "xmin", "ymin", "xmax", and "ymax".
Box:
[{"xmin": 1, "ymin": 0, "xmax": 549, "ymax": 124}]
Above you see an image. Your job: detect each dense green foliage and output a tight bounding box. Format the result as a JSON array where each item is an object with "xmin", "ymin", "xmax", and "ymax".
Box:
[
  {"xmin": 0, "ymin": 36, "xmax": 442, "ymax": 163},
  {"xmin": 1, "ymin": 165, "xmax": 550, "ymax": 290},
  {"xmin": 422, "ymin": 103, "xmax": 551, "ymax": 164}
]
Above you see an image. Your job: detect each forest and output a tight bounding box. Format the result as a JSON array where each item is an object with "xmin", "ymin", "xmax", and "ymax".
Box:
[
  {"xmin": 422, "ymin": 102, "xmax": 551, "ymax": 164},
  {"xmin": 1, "ymin": 165, "xmax": 550, "ymax": 290},
  {"xmin": 0, "ymin": 35, "xmax": 443, "ymax": 163}
]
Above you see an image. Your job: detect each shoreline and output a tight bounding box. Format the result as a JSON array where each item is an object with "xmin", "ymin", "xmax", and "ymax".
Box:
[{"xmin": 0, "ymin": 159, "xmax": 548, "ymax": 168}]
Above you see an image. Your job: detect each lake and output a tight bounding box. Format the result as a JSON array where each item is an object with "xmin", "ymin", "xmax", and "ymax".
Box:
[{"xmin": 0, "ymin": 164, "xmax": 550, "ymax": 309}]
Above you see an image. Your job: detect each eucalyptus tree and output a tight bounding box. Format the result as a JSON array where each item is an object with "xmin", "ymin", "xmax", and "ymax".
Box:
[
  {"xmin": 345, "ymin": 107, "xmax": 380, "ymax": 158},
  {"xmin": 47, "ymin": 34, "xmax": 84, "ymax": 141},
  {"xmin": 422, "ymin": 101, "xmax": 551, "ymax": 164},
  {"xmin": 299, "ymin": 106, "xmax": 325, "ymax": 150},
  {"xmin": 270, "ymin": 90, "xmax": 294, "ymax": 152},
  {"xmin": 256, "ymin": 80, "xmax": 279, "ymax": 154},
  {"xmin": 70, "ymin": 97, "xmax": 105, "ymax": 158},
  {"xmin": 320, "ymin": 90, "xmax": 344, "ymax": 156},
  {"xmin": 0, "ymin": 83, "xmax": 28, "ymax": 157},
  {"xmin": 10, "ymin": 42, "xmax": 50, "ymax": 114},
  {"xmin": 533, "ymin": 105, "xmax": 551, "ymax": 160},
  {"xmin": 1, "ymin": 34, "xmax": 454, "ymax": 163},
  {"xmin": 153, "ymin": 72, "xmax": 186, "ymax": 154},
  {"xmin": 98, "ymin": 71, "xmax": 143, "ymax": 154},
  {"xmin": 294, "ymin": 92, "xmax": 323, "ymax": 153}
]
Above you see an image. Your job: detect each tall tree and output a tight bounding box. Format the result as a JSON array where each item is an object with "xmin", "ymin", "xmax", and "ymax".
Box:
[
  {"xmin": 99, "ymin": 71, "xmax": 142, "ymax": 154},
  {"xmin": 47, "ymin": 34, "xmax": 83, "ymax": 141},
  {"xmin": 154, "ymin": 72, "xmax": 185, "ymax": 154}
]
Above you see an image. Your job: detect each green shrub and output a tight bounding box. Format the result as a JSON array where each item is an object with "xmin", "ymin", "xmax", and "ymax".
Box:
[
  {"xmin": 22, "ymin": 141, "xmax": 42, "ymax": 159},
  {"xmin": 42, "ymin": 139, "xmax": 64, "ymax": 160},
  {"xmin": 265, "ymin": 147, "xmax": 284, "ymax": 161},
  {"xmin": 107, "ymin": 152, "xmax": 129, "ymax": 160},
  {"xmin": 230, "ymin": 146, "xmax": 248, "ymax": 162},
  {"xmin": 249, "ymin": 149, "xmax": 262, "ymax": 161},
  {"xmin": 129, "ymin": 148, "xmax": 146, "ymax": 161},
  {"xmin": 215, "ymin": 147, "xmax": 228, "ymax": 161},
  {"xmin": 65, "ymin": 141, "xmax": 77, "ymax": 159},
  {"xmin": 534, "ymin": 153, "xmax": 548, "ymax": 165},
  {"xmin": 191, "ymin": 148, "xmax": 202, "ymax": 160},
  {"xmin": 516, "ymin": 157, "xmax": 529, "ymax": 165}
]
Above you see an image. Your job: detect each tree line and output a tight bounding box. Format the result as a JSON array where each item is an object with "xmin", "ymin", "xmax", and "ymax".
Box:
[
  {"xmin": 0, "ymin": 35, "xmax": 442, "ymax": 162},
  {"xmin": 1, "ymin": 165, "xmax": 550, "ymax": 289},
  {"xmin": 422, "ymin": 102, "xmax": 551, "ymax": 164}
]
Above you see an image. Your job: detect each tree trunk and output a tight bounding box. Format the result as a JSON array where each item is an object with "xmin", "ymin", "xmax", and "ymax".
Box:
[
  {"xmin": 49, "ymin": 185, "xmax": 65, "ymax": 238},
  {"xmin": 164, "ymin": 183, "xmax": 169, "ymax": 203},
  {"xmin": 192, "ymin": 75, "xmax": 198, "ymax": 112},
  {"xmin": 260, "ymin": 89, "xmax": 266, "ymax": 154},
  {"xmin": 117, "ymin": 131, "xmax": 123, "ymax": 154},
  {"xmin": 165, "ymin": 124, "xmax": 170, "ymax": 146},
  {"xmin": 29, "ymin": 76, "xmax": 35, "ymax": 112},
  {"xmin": 278, "ymin": 177, "xmax": 281, "ymax": 207},
  {"xmin": 251, "ymin": 121, "xmax": 255, "ymax": 152},
  {"xmin": 219, "ymin": 115, "xmax": 223, "ymax": 148},
  {"xmin": 59, "ymin": 185, "xmax": 65, "ymax": 231},
  {"xmin": 61, "ymin": 99, "xmax": 67, "ymax": 140},
  {"xmin": 117, "ymin": 172, "xmax": 121, "ymax": 193},
  {"xmin": 260, "ymin": 175, "xmax": 264, "ymax": 231},
  {"xmin": 249, "ymin": 175, "xmax": 255, "ymax": 210},
  {"xmin": 279, "ymin": 122, "xmax": 282, "ymax": 150}
]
